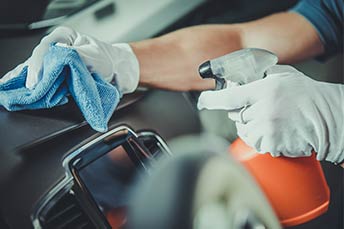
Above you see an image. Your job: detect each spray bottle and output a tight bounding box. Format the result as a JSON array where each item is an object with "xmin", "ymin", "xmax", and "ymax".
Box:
[
  {"xmin": 199, "ymin": 48, "xmax": 278, "ymax": 89},
  {"xmin": 198, "ymin": 48, "xmax": 330, "ymax": 227}
]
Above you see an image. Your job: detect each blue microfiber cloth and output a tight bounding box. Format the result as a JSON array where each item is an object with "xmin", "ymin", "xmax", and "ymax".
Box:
[{"xmin": 0, "ymin": 44, "xmax": 121, "ymax": 132}]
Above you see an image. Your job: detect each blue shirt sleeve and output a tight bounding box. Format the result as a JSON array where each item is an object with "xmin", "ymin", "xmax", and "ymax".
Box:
[{"xmin": 290, "ymin": 0, "xmax": 343, "ymax": 59}]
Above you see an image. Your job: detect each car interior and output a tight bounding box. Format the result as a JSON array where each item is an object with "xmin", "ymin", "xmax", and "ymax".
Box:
[{"xmin": 0, "ymin": 0, "xmax": 343, "ymax": 228}]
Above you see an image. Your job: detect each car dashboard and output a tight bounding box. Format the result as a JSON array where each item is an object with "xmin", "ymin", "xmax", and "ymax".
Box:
[{"xmin": 0, "ymin": 89, "xmax": 202, "ymax": 228}]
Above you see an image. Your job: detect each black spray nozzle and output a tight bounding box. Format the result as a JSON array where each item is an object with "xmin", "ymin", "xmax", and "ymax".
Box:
[
  {"xmin": 198, "ymin": 61, "xmax": 214, "ymax": 79},
  {"xmin": 199, "ymin": 60, "xmax": 226, "ymax": 90}
]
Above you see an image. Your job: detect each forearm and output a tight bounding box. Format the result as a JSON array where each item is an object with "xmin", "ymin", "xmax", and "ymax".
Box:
[
  {"xmin": 130, "ymin": 12, "xmax": 324, "ymax": 91},
  {"xmin": 130, "ymin": 25, "xmax": 243, "ymax": 91}
]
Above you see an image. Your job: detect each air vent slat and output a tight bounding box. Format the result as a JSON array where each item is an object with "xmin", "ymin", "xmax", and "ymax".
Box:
[
  {"xmin": 57, "ymin": 212, "xmax": 82, "ymax": 227},
  {"xmin": 40, "ymin": 191, "xmax": 96, "ymax": 228},
  {"xmin": 45, "ymin": 203, "xmax": 76, "ymax": 224},
  {"xmin": 77, "ymin": 221, "xmax": 93, "ymax": 229}
]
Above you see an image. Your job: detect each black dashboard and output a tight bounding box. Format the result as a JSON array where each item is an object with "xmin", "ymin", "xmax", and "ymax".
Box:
[{"xmin": 0, "ymin": 89, "xmax": 202, "ymax": 228}]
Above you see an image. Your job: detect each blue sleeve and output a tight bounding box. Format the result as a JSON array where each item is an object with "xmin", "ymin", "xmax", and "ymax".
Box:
[{"xmin": 290, "ymin": 0, "xmax": 343, "ymax": 59}]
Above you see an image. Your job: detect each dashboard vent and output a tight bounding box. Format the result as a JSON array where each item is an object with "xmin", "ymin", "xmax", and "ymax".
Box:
[
  {"xmin": 138, "ymin": 135, "xmax": 162, "ymax": 158},
  {"xmin": 40, "ymin": 191, "xmax": 95, "ymax": 229}
]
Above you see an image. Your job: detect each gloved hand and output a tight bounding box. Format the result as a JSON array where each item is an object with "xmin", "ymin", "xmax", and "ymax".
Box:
[
  {"xmin": 198, "ymin": 65, "xmax": 344, "ymax": 164},
  {"xmin": 1, "ymin": 26, "xmax": 140, "ymax": 94}
]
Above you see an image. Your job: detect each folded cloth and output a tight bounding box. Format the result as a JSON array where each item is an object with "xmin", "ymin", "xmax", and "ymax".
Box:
[{"xmin": 0, "ymin": 44, "xmax": 121, "ymax": 132}]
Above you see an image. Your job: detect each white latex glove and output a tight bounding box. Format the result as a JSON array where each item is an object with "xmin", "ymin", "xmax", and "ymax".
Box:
[
  {"xmin": 198, "ymin": 65, "xmax": 344, "ymax": 164},
  {"xmin": 2, "ymin": 26, "xmax": 140, "ymax": 94}
]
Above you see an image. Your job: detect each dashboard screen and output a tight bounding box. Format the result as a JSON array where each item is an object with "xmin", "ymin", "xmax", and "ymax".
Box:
[{"xmin": 78, "ymin": 145, "xmax": 137, "ymax": 228}]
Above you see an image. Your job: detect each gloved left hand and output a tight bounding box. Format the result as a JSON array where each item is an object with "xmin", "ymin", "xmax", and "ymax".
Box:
[
  {"xmin": 198, "ymin": 65, "xmax": 344, "ymax": 164},
  {"xmin": 1, "ymin": 26, "xmax": 140, "ymax": 94}
]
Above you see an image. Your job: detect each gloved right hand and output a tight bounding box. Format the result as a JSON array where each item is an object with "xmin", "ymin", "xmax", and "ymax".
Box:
[
  {"xmin": 2, "ymin": 26, "xmax": 140, "ymax": 94},
  {"xmin": 198, "ymin": 65, "xmax": 344, "ymax": 164}
]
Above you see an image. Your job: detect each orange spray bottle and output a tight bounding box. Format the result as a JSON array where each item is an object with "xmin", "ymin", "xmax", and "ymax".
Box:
[{"xmin": 199, "ymin": 49, "xmax": 330, "ymax": 226}]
